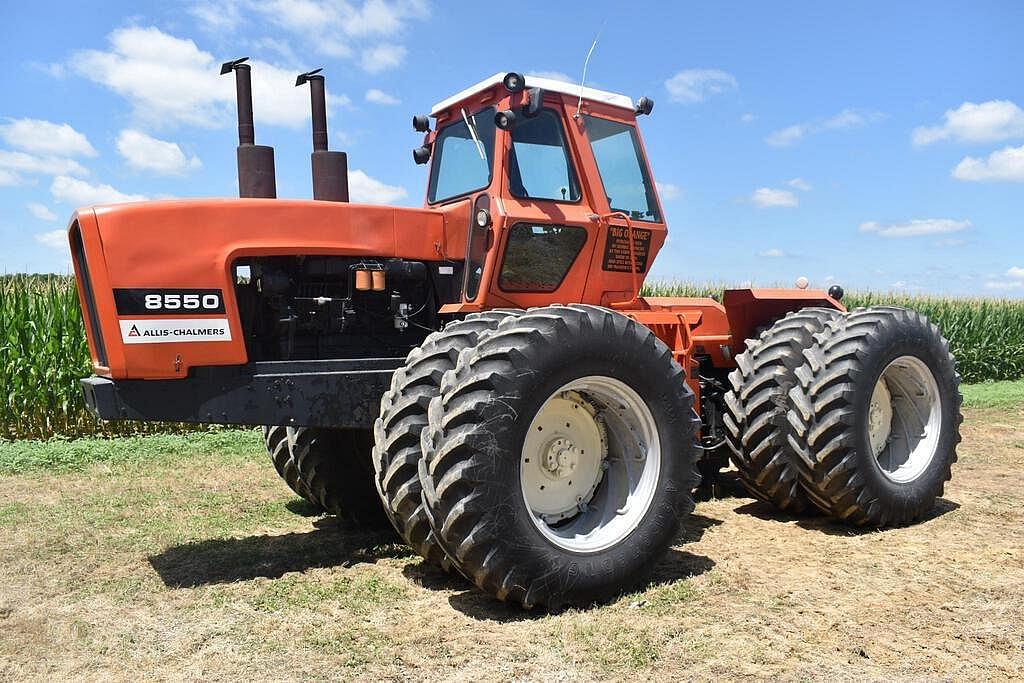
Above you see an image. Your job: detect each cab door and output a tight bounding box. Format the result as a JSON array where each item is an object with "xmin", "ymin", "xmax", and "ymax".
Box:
[{"xmin": 486, "ymin": 98, "xmax": 599, "ymax": 308}]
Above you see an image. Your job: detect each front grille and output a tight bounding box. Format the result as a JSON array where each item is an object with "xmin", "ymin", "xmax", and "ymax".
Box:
[{"xmin": 69, "ymin": 222, "xmax": 108, "ymax": 367}]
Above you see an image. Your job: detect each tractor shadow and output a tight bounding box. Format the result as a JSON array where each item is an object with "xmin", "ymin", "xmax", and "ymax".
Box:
[
  {"xmin": 731, "ymin": 497, "xmax": 960, "ymax": 536},
  {"xmin": 148, "ymin": 516, "xmax": 410, "ymax": 588},
  {"xmin": 438, "ymin": 513, "xmax": 720, "ymax": 622}
]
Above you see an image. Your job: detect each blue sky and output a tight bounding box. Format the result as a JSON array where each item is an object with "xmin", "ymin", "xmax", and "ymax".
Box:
[{"xmin": 1, "ymin": 1, "xmax": 1022, "ymax": 296}]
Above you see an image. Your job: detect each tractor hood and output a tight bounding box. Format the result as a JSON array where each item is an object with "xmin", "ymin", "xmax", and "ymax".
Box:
[{"xmin": 68, "ymin": 197, "xmax": 470, "ymax": 379}]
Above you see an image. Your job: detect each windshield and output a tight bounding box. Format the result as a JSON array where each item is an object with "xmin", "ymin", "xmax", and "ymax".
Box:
[
  {"xmin": 427, "ymin": 107, "xmax": 496, "ymax": 203},
  {"xmin": 583, "ymin": 115, "xmax": 661, "ymax": 222}
]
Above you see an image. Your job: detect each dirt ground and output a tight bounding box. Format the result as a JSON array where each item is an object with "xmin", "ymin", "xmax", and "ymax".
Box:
[{"xmin": 2, "ymin": 406, "xmax": 1023, "ymax": 681}]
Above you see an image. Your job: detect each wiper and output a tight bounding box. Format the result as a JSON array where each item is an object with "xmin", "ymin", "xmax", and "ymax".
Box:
[{"xmin": 461, "ymin": 107, "xmax": 486, "ymax": 161}]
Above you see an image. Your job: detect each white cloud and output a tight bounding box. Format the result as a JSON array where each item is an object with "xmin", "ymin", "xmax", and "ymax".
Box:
[
  {"xmin": 365, "ymin": 88, "xmax": 400, "ymax": 105},
  {"xmin": 656, "ymin": 182, "xmax": 682, "ymax": 200},
  {"xmin": 760, "ymin": 248, "xmax": 786, "ymax": 258},
  {"xmin": 664, "ymin": 69, "xmax": 737, "ymax": 104},
  {"xmin": 984, "ymin": 279, "xmax": 1024, "ymax": 291},
  {"xmin": 0, "ymin": 118, "xmax": 96, "ymax": 157},
  {"xmin": 1008, "ymin": 266, "xmax": 1024, "ymax": 279},
  {"xmin": 822, "ymin": 109, "xmax": 882, "ymax": 129},
  {"xmin": 859, "ymin": 218, "xmax": 971, "ymax": 238},
  {"xmin": 247, "ymin": 0, "xmax": 428, "ymax": 64},
  {"xmin": 35, "ymin": 229, "xmax": 68, "ymax": 251},
  {"xmin": 0, "ymin": 150, "xmax": 89, "ymax": 177},
  {"xmin": 0, "ymin": 150, "xmax": 88, "ymax": 179},
  {"xmin": 27, "ymin": 203, "xmax": 58, "ymax": 221},
  {"xmin": 740, "ymin": 113, "xmax": 756, "ymax": 124},
  {"xmin": 787, "ymin": 177, "xmax": 812, "ymax": 191},
  {"xmin": 0, "ymin": 169, "xmax": 21, "ymax": 186},
  {"xmin": 951, "ymin": 144, "xmax": 1024, "ymax": 183},
  {"xmin": 765, "ymin": 125, "xmax": 806, "ymax": 147},
  {"xmin": 189, "ymin": 0, "xmax": 243, "ymax": 31},
  {"xmin": 766, "ymin": 109, "xmax": 884, "ymax": 147},
  {"xmin": 751, "ymin": 187, "xmax": 798, "ymax": 208},
  {"xmin": 116, "ymin": 130, "xmax": 202, "ymax": 176},
  {"xmin": 51, "ymin": 175, "xmax": 147, "ymax": 206},
  {"xmin": 72, "ymin": 27, "xmax": 347, "ymax": 129},
  {"xmin": 31, "ymin": 62, "xmax": 66, "ymax": 79},
  {"xmin": 74, "ymin": 27, "xmax": 228, "ymax": 128},
  {"xmin": 347, "ymin": 0, "xmax": 429, "ymax": 36},
  {"xmin": 348, "ymin": 169, "xmax": 406, "ymax": 204},
  {"xmin": 528, "ymin": 71, "xmax": 574, "ymax": 83},
  {"xmin": 361, "ymin": 43, "xmax": 406, "ymax": 73},
  {"xmin": 912, "ymin": 100, "xmax": 1024, "ymax": 146}
]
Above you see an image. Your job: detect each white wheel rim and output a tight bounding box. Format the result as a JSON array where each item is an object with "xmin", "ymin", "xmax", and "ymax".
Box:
[
  {"xmin": 869, "ymin": 355, "xmax": 942, "ymax": 484},
  {"xmin": 520, "ymin": 376, "xmax": 660, "ymax": 553}
]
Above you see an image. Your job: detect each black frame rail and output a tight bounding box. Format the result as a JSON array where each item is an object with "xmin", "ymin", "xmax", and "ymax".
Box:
[{"xmin": 81, "ymin": 358, "xmax": 403, "ymax": 429}]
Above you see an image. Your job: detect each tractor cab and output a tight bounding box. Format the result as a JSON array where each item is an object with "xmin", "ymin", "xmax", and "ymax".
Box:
[{"xmin": 416, "ymin": 73, "xmax": 665, "ymax": 313}]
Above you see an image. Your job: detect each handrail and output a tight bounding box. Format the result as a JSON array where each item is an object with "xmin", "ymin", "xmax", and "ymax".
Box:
[{"xmin": 590, "ymin": 211, "xmax": 640, "ymax": 307}]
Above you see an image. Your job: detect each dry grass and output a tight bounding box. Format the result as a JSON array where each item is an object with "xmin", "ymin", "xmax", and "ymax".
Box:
[{"xmin": 2, "ymin": 407, "xmax": 1023, "ymax": 681}]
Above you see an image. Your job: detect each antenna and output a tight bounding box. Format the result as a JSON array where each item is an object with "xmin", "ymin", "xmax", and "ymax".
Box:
[{"xmin": 575, "ymin": 24, "xmax": 605, "ymax": 118}]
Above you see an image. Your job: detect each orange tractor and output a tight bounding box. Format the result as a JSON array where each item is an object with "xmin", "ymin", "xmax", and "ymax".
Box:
[{"xmin": 71, "ymin": 63, "xmax": 962, "ymax": 609}]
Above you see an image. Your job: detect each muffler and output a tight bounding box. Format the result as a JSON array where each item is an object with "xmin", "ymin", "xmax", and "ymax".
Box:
[
  {"xmin": 296, "ymin": 68, "xmax": 349, "ymax": 202},
  {"xmin": 220, "ymin": 57, "xmax": 277, "ymax": 199}
]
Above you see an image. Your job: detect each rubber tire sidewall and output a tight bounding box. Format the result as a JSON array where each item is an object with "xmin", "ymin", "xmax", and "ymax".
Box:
[
  {"xmin": 846, "ymin": 325, "xmax": 959, "ymax": 519},
  {"xmin": 454, "ymin": 328, "xmax": 696, "ymax": 604}
]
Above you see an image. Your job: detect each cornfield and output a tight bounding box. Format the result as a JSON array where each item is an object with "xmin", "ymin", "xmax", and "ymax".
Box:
[
  {"xmin": 1, "ymin": 275, "xmax": 204, "ymax": 440},
  {"xmin": 2, "ymin": 275, "xmax": 1023, "ymax": 441}
]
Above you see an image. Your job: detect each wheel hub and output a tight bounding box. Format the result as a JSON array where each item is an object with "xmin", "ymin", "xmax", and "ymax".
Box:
[
  {"xmin": 870, "ymin": 355, "xmax": 942, "ymax": 483},
  {"xmin": 519, "ymin": 376, "xmax": 661, "ymax": 553},
  {"xmin": 542, "ymin": 437, "xmax": 581, "ymax": 478},
  {"xmin": 521, "ymin": 392, "xmax": 607, "ymax": 523},
  {"xmin": 868, "ymin": 377, "xmax": 893, "ymax": 457}
]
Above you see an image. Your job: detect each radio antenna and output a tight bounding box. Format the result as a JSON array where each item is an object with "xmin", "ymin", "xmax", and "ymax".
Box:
[{"xmin": 575, "ymin": 23, "xmax": 606, "ymax": 118}]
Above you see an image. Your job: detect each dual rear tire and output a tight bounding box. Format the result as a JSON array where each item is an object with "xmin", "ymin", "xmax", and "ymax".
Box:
[
  {"xmin": 262, "ymin": 425, "xmax": 389, "ymax": 526},
  {"xmin": 725, "ymin": 306, "xmax": 961, "ymax": 527}
]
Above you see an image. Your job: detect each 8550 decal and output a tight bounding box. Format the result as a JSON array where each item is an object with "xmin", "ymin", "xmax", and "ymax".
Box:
[{"xmin": 114, "ymin": 288, "xmax": 225, "ymax": 315}]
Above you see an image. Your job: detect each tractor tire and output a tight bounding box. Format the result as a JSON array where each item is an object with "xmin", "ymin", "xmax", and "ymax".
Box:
[
  {"xmin": 373, "ymin": 311, "xmax": 521, "ymax": 569},
  {"xmin": 263, "ymin": 425, "xmax": 317, "ymax": 507},
  {"xmin": 280, "ymin": 426, "xmax": 390, "ymax": 526},
  {"xmin": 787, "ymin": 306, "xmax": 962, "ymax": 526},
  {"xmin": 723, "ymin": 308, "xmax": 841, "ymax": 513},
  {"xmin": 419, "ymin": 305, "xmax": 701, "ymax": 609}
]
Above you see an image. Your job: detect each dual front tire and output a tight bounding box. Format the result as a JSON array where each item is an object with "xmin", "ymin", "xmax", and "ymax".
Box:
[{"xmin": 377, "ymin": 305, "xmax": 700, "ymax": 609}]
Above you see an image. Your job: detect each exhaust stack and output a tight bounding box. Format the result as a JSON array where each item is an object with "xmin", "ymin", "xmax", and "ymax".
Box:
[
  {"xmin": 220, "ymin": 57, "xmax": 277, "ymax": 199},
  {"xmin": 296, "ymin": 69, "xmax": 349, "ymax": 202}
]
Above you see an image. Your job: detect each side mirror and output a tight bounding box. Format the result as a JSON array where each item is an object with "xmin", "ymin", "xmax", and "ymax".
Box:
[
  {"xmin": 412, "ymin": 115, "xmax": 431, "ymax": 132},
  {"xmin": 524, "ymin": 87, "xmax": 544, "ymax": 118},
  {"xmin": 413, "ymin": 145, "xmax": 431, "ymax": 164}
]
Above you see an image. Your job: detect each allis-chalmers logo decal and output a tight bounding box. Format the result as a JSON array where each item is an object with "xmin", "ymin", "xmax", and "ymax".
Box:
[{"xmin": 119, "ymin": 319, "xmax": 232, "ymax": 344}]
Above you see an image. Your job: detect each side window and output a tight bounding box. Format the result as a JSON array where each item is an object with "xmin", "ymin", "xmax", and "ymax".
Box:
[
  {"xmin": 499, "ymin": 224, "xmax": 588, "ymax": 292},
  {"xmin": 428, "ymin": 107, "xmax": 496, "ymax": 203},
  {"xmin": 583, "ymin": 116, "xmax": 661, "ymax": 222},
  {"xmin": 508, "ymin": 109, "xmax": 580, "ymax": 202}
]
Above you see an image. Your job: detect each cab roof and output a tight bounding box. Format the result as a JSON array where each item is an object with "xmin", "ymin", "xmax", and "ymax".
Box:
[{"xmin": 430, "ymin": 72, "xmax": 634, "ymax": 116}]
